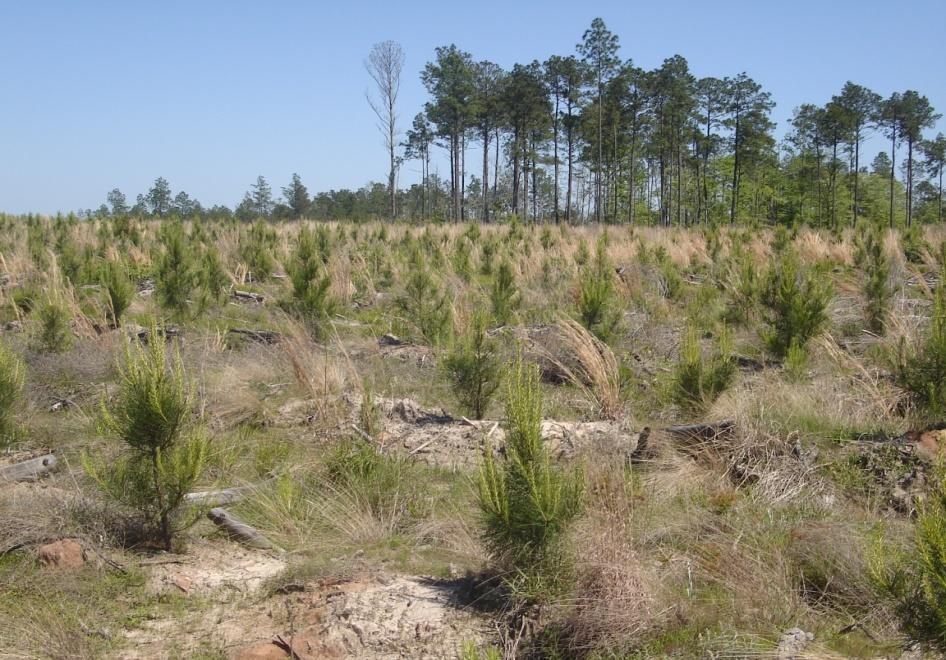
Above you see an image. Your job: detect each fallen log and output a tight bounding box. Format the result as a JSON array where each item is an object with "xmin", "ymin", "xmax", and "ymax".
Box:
[
  {"xmin": 227, "ymin": 328, "xmax": 282, "ymax": 344},
  {"xmin": 207, "ymin": 507, "xmax": 283, "ymax": 552},
  {"xmin": 185, "ymin": 484, "xmax": 256, "ymax": 507},
  {"xmin": 0, "ymin": 454, "xmax": 58, "ymax": 483},
  {"xmin": 232, "ymin": 290, "xmax": 265, "ymax": 304},
  {"xmin": 663, "ymin": 420, "xmax": 735, "ymax": 441}
]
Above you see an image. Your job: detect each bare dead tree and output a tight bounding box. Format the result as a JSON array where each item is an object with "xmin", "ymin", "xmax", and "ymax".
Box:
[{"xmin": 365, "ymin": 41, "xmax": 405, "ymax": 220}]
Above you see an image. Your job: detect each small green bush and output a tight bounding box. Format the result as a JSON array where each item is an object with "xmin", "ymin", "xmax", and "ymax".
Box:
[
  {"xmin": 196, "ymin": 245, "xmax": 230, "ymax": 311},
  {"xmin": 441, "ymin": 312, "xmax": 501, "ymax": 419},
  {"xmin": 395, "ymin": 263, "xmax": 452, "ymax": 346},
  {"xmin": 860, "ymin": 227, "xmax": 892, "ymax": 335},
  {"xmin": 760, "ymin": 255, "xmax": 831, "ymax": 359},
  {"xmin": 670, "ymin": 326, "xmax": 736, "ymax": 412},
  {"xmin": 154, "ymin": 223, "xmax": 197, "ymax": 315},
  {"xmin": 35, "ymin": 294, "xmax": 73, "ymax": 353},
  {"xmin": 0, "ymin": 340, "xmax": 24, "ymax": 447},
  {"xmin": 577, "ymin": 237, "xmax": 620, "ymax": 342},
  {"xmin": 477, "ymin": 352, "xmax": 583, "ymax": 599},
  {"xmin": 490, "ymin": 260, "xmax": 520, "ymax": 326},
  {"xmin": 85, "ymin": 329, "xmax": 208, "ymax": 550},
  {"xmin": 284, "ymin": 226, "xmax": 339, "ymax": 340},
  {"xmin": 868, "ymin": 465, "xmax": 946, "ymax": 649},
  {"xmin": 784, "ymin": 337, "xmax": 808, "ymax": 381},
  {"xmin": 722, "ymin": 248, "xmax": 759, "ymax": 326},
  {"xmin": 100, "ymin": 260, "xmax": 135, "ymax": 328},
  {"xmin": 238, "ymin": 219, "xmax": 277, "ymax": 281},
  {"xmin": 896, "ymin": 286, "xmax": 946, "ymax": 418}
]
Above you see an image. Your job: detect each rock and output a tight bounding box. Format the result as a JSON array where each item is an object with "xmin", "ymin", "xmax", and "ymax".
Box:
[
  {"xmin": 169, "ymin": 573, "xmax": 194, "ymax": 593},
  {"xmin": 378, "ymin": 333, "xmax": 405, "ymax": 346},
  {"xmin": 36, "ymin": 539, "xmax": 85, "ymax": 569},
  {"xmin": 777, "ymin": 628, "xmax": 813, "ymax": 659},
  {"xmin": 2, "ymin": 320, "xmax": 22, "ymax": 332}
]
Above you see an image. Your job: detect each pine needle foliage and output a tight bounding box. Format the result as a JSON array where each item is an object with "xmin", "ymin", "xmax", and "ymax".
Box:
[
  {"xmin": 85, "ymin": 328, "xmax": 208, "ymax": 550},
  {"xmin": 670, "ymin": 325, "xmax": 736, "ymax": 412},
  {"xmin": 490, "ymin": 260, "xmax": 520, "ymax": 326},
  {"xmin": 154, "ymin": 222, "xmax": 198, "ymax": 315},
  {"xmin": 100, "ymin": 260, "xmax": 135, "ymax": 328},
  {"xmin": 284, "ymin": 225, "xmax": 339, "ymax": 340},
  {"xmin": 860, "ymin": 226, "xmax": 892, "ymax": 335},
  {"xmin": 441, "ymin": 312, "xmax": 501, "ymax": 419},
  {"xmin": 0, "ymin": 340, "xmax": 24, "ymax": 448},
  {"xmin": 395, "ymin": 255, "xmax": 453, "ymax": 346},
  {"xmin": 760, "ymin": 255, "xmax": 831, "ymax": 359},
  {"xmin": 477, "ymin": 352, "xmax": 583, "ymax": 599},
  {"xmin": 896, "ymin": 286, "xmax": 946, "ymax": 419},
  {"xmin": 577, "ymin": 236, "xmax": 620, "ymax": 342}
]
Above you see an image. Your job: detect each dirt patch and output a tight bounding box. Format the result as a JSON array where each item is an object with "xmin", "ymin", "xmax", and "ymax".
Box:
[
  {"xmin": 123, "ymin": 570, "xmax": 492, "ymax": 659},
  {"xmin": 229, "ymin": 574, "xmax": 492, "ymax": 659},
  {"xmin": 356, "ymin": 395, "xmax": 641, "ymax": 469},
  {"xmin": 144, "ymin": 538, "xmax": 286, "ymax": 595}
]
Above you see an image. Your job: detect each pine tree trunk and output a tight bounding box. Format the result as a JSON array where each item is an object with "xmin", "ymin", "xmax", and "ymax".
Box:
[
  {"xmin": 889, "ymin": 128, "xmax": 897, "ymax": 228},
  {"xmin": 730, "ymin": 113, "xmax": 741, "ymax": 224},
  {"xmin": 482, "ymin": 124, "xmax": 490, "ymax": 223},
  {"xmin": 553, "ymin": 93, "xmax": 560, "ymax": 223}
]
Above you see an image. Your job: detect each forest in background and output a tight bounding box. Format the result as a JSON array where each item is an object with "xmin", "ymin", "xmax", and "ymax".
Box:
[{"xmin": 52, "ymin": 18, "xmax": 943, "ymax": 230}]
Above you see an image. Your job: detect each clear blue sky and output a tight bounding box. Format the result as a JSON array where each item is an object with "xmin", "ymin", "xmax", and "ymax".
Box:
[{"xmin": 2, "ymin": 0, "xmax": 944, "ymax": 214}]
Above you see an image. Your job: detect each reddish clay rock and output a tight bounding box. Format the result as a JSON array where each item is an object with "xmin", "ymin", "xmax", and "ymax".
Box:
[{"xmin": 36, "ymin": 539, "xmax": 85, "ymax": 569}]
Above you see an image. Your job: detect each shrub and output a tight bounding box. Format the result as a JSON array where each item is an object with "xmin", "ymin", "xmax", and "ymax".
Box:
[
  {"xmin": 896, "ymin": 286, "xmax": 946, "ymax": 418},
  {"xmin": 784, "ymin": 337, "xmax": 808, "ymax": 381},
  {"xmin": 477, "ymin": 352, "xmax": 583, "ymax": 599},
  {"xmin": 861, "ymin": 227, "xmax": 892, "ymax": 335},
  {"xmin": 284, "ymin": 226, "xmax": 339, "ymax": 340},
  {"xmin": 577, "ymin": 237, "xmax": 620, "ymax": 342},
  {"xmin": 759, "ymin": 255, "xmax": 831, "ymax": 359},
  {"xmin": 654, "ymin": 247, "xmax": 683, "ymax": 300},
  {"xmin": 670, "ymin": 326, "xmax": 736, "ymax": 412},
  {"xmin": 238, "ymin": 220, "xmax": 277, "ymax": 281},
  {"xmin": 85, "ymin": 329, "xmax": 208, "ymax": 550},
  {"xmin": 722, "ymin": 248, "xmax": 759, "ymax": 326},
  {"xmin": 490, "ymin": 260, "xmax": 520, "ymax": 326},
  {"xmin": 0, "ymin": 340, "xmax": 24, "ymax": 447},
  {"xmin": 100, "ymin": 260, "xmax": 135, "ymax": 328},
  {"xmin": 901, "ymin": 225, "xmax": 930, "ymax": 265},
  {"xmin": 914, "ymin": 474, "xmax": 946, "ymax": 645},
  {"xmin": 395, "ymin": 264, "xmax": 452, "ymax": 346},
  {"xmin": 441, "ymin": 312, "xmax": 501, "ymax": 419},
  {"xmin": 154, "ymin": 223, "xmax": 197, "ymax": 315},
  {"xmin": 196, "ymin": 245, "xmax": 230, "ymax": 311},
  {"xmin": 868, "ymin": 466, "xmax": 946, "ymax": 648},
  {"xmin": 35, "ymin": 294, "xmax": 73, "ymax": 353}
]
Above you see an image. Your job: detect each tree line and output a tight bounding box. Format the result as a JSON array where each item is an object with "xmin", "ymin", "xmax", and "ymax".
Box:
[{"xmin": 87, "ymin": 18, "xmax": 944, "ymax": 228}]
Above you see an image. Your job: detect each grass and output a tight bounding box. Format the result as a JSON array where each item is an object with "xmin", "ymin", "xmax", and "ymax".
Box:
[{"xmin": 0, "ymin": 217, "xmax": 944, "ymax": 657}]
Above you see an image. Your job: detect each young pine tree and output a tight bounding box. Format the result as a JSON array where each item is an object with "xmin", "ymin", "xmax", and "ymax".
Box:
[
  {"xmin": 396, "ymin": 253, "xmax": 453, "ymax": 346},
  {"xmin": 760, "ymin": 255, "xmax": 831, "ymax": 359},
  {"xmin": 477, "ymin": 352, "xmax": 583, "ymax": 598},
  {"xmin": 441, "ymin": 312, "xmax": 501, "ymax": 419},
  {"xmin": 0, "ymin": 340, "xmax": 24, "ymax": 448},
  {"xmin": 154, "ymin": 223, "xmax": 198, "ymax": 316},
  {"xmin": 861, "ymin": 227, "xmax": 892, "ymax": 335},
  {"xmin": 284, "ymin": 226, "xmax": 339, "ymax": 340},
  {"xmin": 577, "ymin": 236, "xmax": 620, "ymax": 342},
  {"xmin": 85, "ymin": 329, "xmax": 208, "ymax": 550},
  {"xmin": 896, "ymin": 285, "xmax": 946, "ymax": 419},
  {"xmin": 490, "ymin": 260, "xmax": 520, "ymax": 326},
  {"xmin": 100, "ymin": 260, "xmax": 135, "ymax": 328},
  {"xmin": 670, "ymin": 326, "xmax": 736, "ymax": 412}
]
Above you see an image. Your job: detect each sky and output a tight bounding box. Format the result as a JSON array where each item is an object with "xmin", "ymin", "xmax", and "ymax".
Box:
[{"xmin": 2, "ymin": 0, "xmax": 944, "ymax": 215}]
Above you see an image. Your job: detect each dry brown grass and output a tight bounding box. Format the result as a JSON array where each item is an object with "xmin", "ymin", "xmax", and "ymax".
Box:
[{"xmin": 540, "ymin": 319, "xmax": 624, "ymax": 420}]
